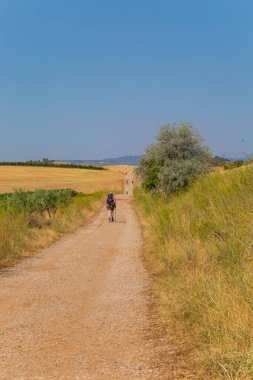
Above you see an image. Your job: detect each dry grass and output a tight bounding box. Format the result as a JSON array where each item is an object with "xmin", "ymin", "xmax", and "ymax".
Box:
[
  {"xmin": 0, "ymin": 166, "xmax": 127, "ymax": 194},
  {"xmin": 105, "ymin": 165, "xmax": 136, "ymax": 176},
  {"xmin": 135, "ymin": 168, "xmax": 253, "ymax": 379},
  {"xmin": 0, "ymin": 192, "xmax": 104, "ymax": 268}
]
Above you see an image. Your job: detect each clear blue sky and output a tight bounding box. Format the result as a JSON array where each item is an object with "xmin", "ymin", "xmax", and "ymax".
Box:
[{"xmin": 0, "ymin": 0, "xmax": 252, "ymax": 160}]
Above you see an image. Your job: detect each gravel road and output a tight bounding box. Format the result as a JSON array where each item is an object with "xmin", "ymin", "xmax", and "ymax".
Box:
[{"xmin": 0, "ymin": 187, "xmax": 173, "ymax": 379}]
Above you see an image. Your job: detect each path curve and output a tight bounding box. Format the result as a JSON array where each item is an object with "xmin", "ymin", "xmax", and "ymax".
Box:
[{"xmin": 0, "ymin": 191, "xmax": 171, "ymax": 379}]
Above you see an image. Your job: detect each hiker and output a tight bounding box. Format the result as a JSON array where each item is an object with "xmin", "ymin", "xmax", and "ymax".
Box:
[
  {"xmin": 126, "ymin": 179, "xmax": 128, "ymax": 185},
  {"xmin": 106, "ymin": 192, "xmax": 116, "ymax": 222}
]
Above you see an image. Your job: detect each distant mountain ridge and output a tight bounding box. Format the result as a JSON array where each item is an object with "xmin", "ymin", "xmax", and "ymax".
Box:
[
  {"xmin": 60, "ymin": 154, "xmax": 253, "ymax": 167},
  {"xmin": 61, "ymin": 155, "xmax": 142, "ymax": 166}
]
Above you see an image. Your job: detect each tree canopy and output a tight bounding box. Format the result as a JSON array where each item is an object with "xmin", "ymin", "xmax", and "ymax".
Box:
[{"xmin": 138, "ymin": 123, "xmax": 212, "ymax": 194}]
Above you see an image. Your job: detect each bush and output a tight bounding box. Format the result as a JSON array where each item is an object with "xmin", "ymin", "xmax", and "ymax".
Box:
[
  {"xmin": 5, "ymin": 188, "xmax": 77, "ymax": 217},
  {"xmin": 138, "ymin": 123, "xmax": 211, "ymax": 194},
  {"xmin": 159, "ymin": 158, "xmax": 209, "ymax": 194}
]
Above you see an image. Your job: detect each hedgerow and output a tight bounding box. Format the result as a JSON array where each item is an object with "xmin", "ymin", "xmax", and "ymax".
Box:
[
  {"xmin": 0, "ymin": 161, "xmax": 105, "ymax": 170},
  {"xmin": 1, "ymin": 189, "xmax": 77, "ymax": 217}
]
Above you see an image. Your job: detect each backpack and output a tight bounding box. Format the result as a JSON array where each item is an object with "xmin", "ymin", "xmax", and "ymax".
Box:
[{"xmin": 107, "ymin": 194, "xmax": 115, "ymax": 209}]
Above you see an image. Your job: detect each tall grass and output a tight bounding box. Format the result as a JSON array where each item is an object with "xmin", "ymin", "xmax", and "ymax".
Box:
[
  {"xmin": 0, "ymin": 191, "xmax": 104, "ymax": 268},
  {"xmin": 135, "ymin": 167, "xmax": 253, "ymax": 379}
]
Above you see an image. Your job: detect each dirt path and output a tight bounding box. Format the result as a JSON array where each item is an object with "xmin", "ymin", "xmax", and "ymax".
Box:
[
  {"xmin": 124, "ymin": 173, "xmax": 134, "ymax": 196},
  {"xmin": 0, "ymin": 189, "xmax": 173, "ymax": 379}
]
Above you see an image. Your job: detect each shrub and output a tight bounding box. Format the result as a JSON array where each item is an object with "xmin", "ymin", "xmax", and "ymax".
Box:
[
  {"xmin": 138, "ymin": 123, "xmax": 212, "ymax": 194},
  {"xmin": 5, "ymin": 188, "xmax": 77, "ymax": 217},
  {"xmin": 159, "ymin": 158, "xmax": 209, "ymax": 194},
  {"xmin": 224, "ymin": 160, "xmax": 244, "ymax": 170}
]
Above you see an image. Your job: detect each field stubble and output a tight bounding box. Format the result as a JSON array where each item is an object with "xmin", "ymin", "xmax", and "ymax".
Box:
[{"xmin": 0, "ymin": 166, "xmax": 124, "ymax": 194}]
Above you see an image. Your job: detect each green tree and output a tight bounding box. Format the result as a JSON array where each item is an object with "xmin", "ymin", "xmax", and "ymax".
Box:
[{"xmin": 138, "ymin": 123, "xmax": 212, "ymax": 194}]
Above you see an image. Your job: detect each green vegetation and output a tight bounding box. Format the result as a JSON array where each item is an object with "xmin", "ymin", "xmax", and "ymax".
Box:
[
  {"xmin": 224, "ymin": 157, "xmax": 253, "ymax": 171},
  {"xmin": 224, "ymin": 160, "xmax": 246, "ymax": 170},
  {"xmin": 0, "ymin": 160, "xmax": 105, "ymax": 170},
  {"xmin": 1, "ymin": 188, "xmax": 77, "ymax": 217},
  {"xmin": 135, "ymin": 167, "xmax": 253, "ymax": 379},
  {"xmin": 137, "ymin": 123, "xmax": 211, "ymax": 194},
  {"xmin": 211, "ymin": 155, "xmax": 230, "ymax": 167},
  {"xmin": 0, "ymin": 189, "xmax": 104, "ymax": 267}
]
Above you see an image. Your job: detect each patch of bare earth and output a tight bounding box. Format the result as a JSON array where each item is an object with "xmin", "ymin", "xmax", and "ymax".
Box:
[{"xmin": 0, "ymin": 185, "xmax": 187, "ymax": 379}]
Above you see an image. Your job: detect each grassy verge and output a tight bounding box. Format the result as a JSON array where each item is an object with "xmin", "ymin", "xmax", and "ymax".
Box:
[
  {"xmin": 134, "ymin": 168, "xmax": 253, "ymax": 379},
  {"xmin": 0, "ymin": 190, "xmax": 105, "ymax": 268}
]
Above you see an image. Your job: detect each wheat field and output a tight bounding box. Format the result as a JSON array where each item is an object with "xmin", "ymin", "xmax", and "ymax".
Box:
[{"xmin": 0, "ymin": 166, "xmax": 126, "ymax": 194}]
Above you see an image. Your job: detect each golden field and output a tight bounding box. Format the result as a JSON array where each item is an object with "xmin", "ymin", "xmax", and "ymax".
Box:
[
  {"xmin": 0, "ymin": 166, "xmax": 126, "ymax": 194},
  {"xmin": 105, "ymin": 165, "xmax": 136, "ymax": 173}
]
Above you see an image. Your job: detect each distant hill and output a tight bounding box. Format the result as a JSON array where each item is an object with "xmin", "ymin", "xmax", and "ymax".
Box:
[{"xmin": 61, "ymin": 155, "xmax": 142, "ymax": 166}]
